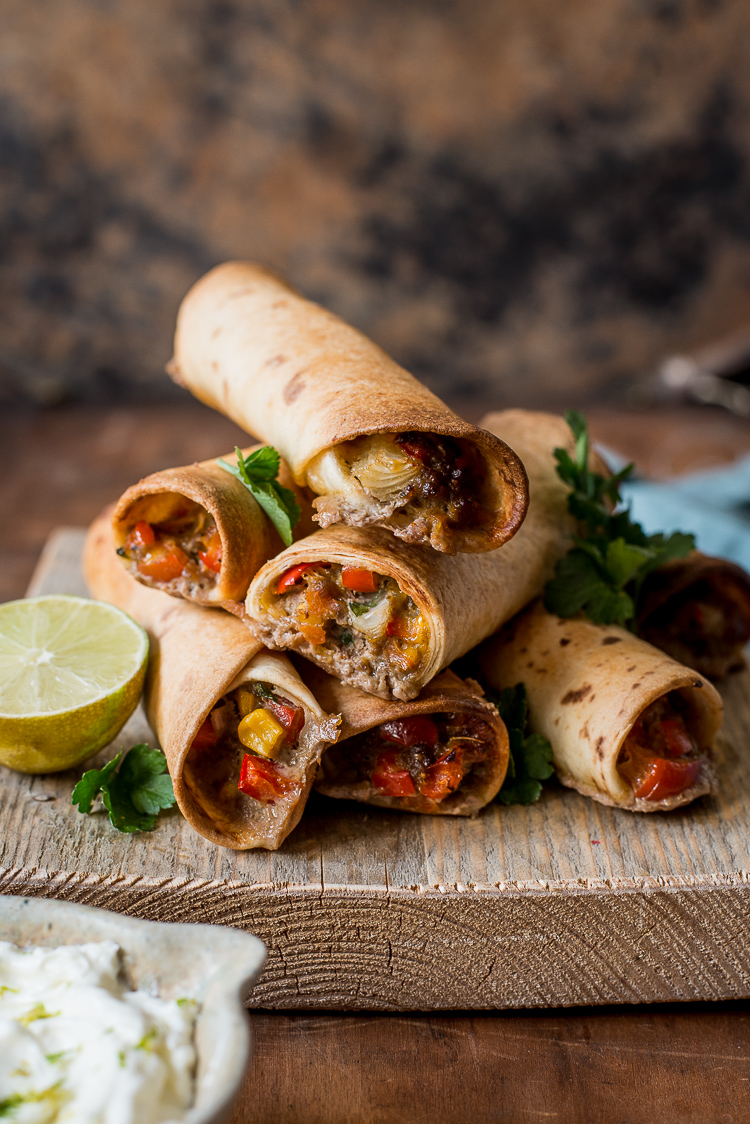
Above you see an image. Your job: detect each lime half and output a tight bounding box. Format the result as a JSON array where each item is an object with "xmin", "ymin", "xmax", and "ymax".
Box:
[{"xmin": 0, "ymin": 596, "xmax": 149, "ymax": 774}]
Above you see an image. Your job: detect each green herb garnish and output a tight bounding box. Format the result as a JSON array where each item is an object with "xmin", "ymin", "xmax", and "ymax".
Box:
[
  {"xmin": 72, "ymin": 744, "xmax": 176, "ymax": 833},
  {"xmin": 490, "ymin": 684, "xmax": 554, "ymax": 805},
  {"xmin": 251, "ymin": 681, "xmax": 276, "ymax": 700},
  {"xmin": 339, "ymin": 629, "xmax": 354, "ymax": 646},
  {"xmin": 543, "ymin": 410, "xmax": 694, "ymax": 629},
  {"xmin": 218, "ymin": 446, "xmax": 301, "ymax": 547},
  {"xmin": 349, "ymin": 592, "xmax": 383, "ymax": 617}
]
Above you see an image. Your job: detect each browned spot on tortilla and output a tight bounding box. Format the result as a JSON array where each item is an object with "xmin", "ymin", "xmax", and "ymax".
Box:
[
  {"xmin": 601, "ymin": 636, "xmax": 622, "ymax": 646},
  {"xmin": 526, "ymin": 661, "xmax": 534, "ymax": 669},
  {"xmin": 580, "ymin": 723, "xmax": 590, "ymax": 741},
  {"xmin": 520, "ymin": 647, "xmax": 527, "ymax": 654},
  {"xmin": 561, "ymin": 684, "xmax": 592, "ymax": 704},
  {"xmin": 627, "ymin": 665, "xmax": 637, "ymax": 673},
  {"xmin": 271, "ymin": 300, "xmax": 288, "ymax": 310},
  {"xmin": 559, "ymin": 637, "xmax": 571, "ymax": 647},
  {"xmin": 210, "ymin": 326, "xmax": 222, "ymax": 338},
  {"xmin": 554, "ymin": 717, "xmax": 560, "ymax": 726},
  {"xmin": 594, "ymin": 736, "xmax": 605, "ymax": 760},
  {"xmin": 693, "ymin": 680, "xmax": 704, "ymax": 688},
  {"xmin": 265, "ymin": 354, "xmax": 287, "ymax": 369},
  {"xmin": 283, "ymin": 370, "xmax": 307, "ymax": 404},
  {"xmin": 211, "ymin": 360, "xmax": 218, "ymax": 371},
  {"xmin": 631, "ymin": 682, "xmax": 641, "ymax": 689}
]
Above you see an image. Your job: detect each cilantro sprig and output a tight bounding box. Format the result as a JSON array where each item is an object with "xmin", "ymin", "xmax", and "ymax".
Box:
[
  {"xmin": 72, "ymin": 744, "xmax": 176, "ymax": 833},
  {"xmin": 543, "ymin": 410, "xmax": 694, "ymax": 629},
  {"xmin": 219, "ymin": 446, "xmax": 300, "ymax": 547},
  {"xmin": 490, "ymin": 683, "xmax": 554, "ymax": 805}
]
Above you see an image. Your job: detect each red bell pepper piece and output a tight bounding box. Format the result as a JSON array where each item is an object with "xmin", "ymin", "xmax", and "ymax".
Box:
[
  {"xmin": 137, "ymin": 543, "xmax": 188, "ymax": 582},
  {"xmin": 276, "ymin": 563, "xmax": 316, "ymax": 595},
  {"xmin": 419, "ymin": 751, "xmax": 464, "ymax": 801},
  {"xmin": 192, "ymin": 717, "xmax": 218, "ymax": 751},
  {"xmin": 634, "ymin": 756, "xmax": 702, "ymax": 801},
  {"xmin": 199, "ymin": 531, "xmax": 223, "ymax": 574},
  {"xmin": 380, "ymin": 716, "xmax": 439, "ymax": 748},
  {"xmin": 127, "ymin": 521, "xmax": 156, "ymax": 550},
  {"xmin": 263, "ymin": 696, "xmax": 305, "ymax": 745},
  {"xmin": 238, "ymin": 755, "xmax": 298, "ymax": 804},
  {"xmin": 371, "ymin": 750, "xmax": 416, "ymax": 797},
  {"xmin": 659, "ymin": 717, "xmax": 695, "ymax": 758},
  {"xmin": 341, "ymin": 567, "xmax": 378, "ymax": 593}
]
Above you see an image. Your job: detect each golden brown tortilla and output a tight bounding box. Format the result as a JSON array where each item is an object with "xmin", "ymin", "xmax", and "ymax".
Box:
[
  {"xmin": 168, "ymin": 261, "xmax": 528, "ymax": 553},
  {"xmin": 305, "ymin": 666, "xmax": 509, "ymax": 815},
  {"xmin": 84, "ymin": 510, "xmax": 339, "ymax": 850},
  {"xmin": 112, "ymin": 445, "xmax": 314, "ymax": 609},
  {"xmin": 637, "ymin": 552, "xmax": 750, "ymax": 679},
  {"xmin": 477, "ymin": 600, "xmax": 723, "ymax": 812}
]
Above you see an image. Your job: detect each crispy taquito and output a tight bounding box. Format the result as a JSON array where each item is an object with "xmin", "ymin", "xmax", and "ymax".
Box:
[
  {"xmin": 168, "ymin": 261, "xmax": 528, "ymax": 554},
  {"xmin": 305, "ymin": 666, "xmax": 508, "ymax": 815},
  {"xmin": 637, "ymin": 553, "xmax": 750, "ymax": 679},
  {"xmin": 84, "ymin": 511, "xmax": 339, "ymax": 850},
  {"xmin": 477, "ymin": 601, "xmax": 723, "ymax": 812},
  {"xmin": 112, "ymin": 446, "xmax": 313, "ymax": 612}
]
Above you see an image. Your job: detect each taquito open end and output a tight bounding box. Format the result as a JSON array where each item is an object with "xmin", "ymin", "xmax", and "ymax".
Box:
[
  {"xmin": 304, "ymin": 666, "xmax": 508, "ymax": 815},
  {"xmin": 478, "ymin": 601, "xmax": 723, "ymax": 812}
]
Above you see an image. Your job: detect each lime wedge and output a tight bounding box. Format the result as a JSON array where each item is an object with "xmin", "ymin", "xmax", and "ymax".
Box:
[{"xmin": 0, "ymin": 596, "xmax": 148, "ymax": 774}]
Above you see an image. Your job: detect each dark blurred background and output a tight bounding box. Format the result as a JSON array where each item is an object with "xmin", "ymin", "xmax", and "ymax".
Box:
[{"xmin": 2, "ymin": 0, "xmax": 750, "ymax": 413}]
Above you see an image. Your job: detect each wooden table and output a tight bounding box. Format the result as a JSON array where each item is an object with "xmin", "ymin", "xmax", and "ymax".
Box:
[{"xmin": 3, "ymin": 399, "xmax": 750, "ymax": 1123}]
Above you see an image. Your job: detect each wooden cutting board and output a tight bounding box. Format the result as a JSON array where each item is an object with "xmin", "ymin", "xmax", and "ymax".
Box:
[{"xmin": 2, "ymin": 529, "xmax": 750, "ymax": 1011}]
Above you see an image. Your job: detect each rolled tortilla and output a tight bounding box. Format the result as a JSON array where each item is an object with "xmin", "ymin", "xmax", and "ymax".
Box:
[
  {"xmin": 637, "ymin": 552, "xmax": 750, "ymax": 679},
  {"xmin": 112, "ymin": 446, "xmax": 314, "ymax": 612},
  {"xmin": 245, "ymin": 411, "xmax": 584, "ymax": 701},
  {"xmin": 168, "ymin": 261, "xmax": 528, "ymax": 554},
  {"xmin": 304, "ymin": 666, "xmax": 509, "ymax": 815},
  {"xmin": 477, "ymin": 600, "xmax": 723, "ymax": 812},
  {"xmin": 84, "ymin": 510, "xmax": 340, "ymax": 850}
]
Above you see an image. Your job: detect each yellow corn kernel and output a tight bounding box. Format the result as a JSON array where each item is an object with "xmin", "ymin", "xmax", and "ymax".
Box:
[
  {"xmin": 238, "ymin": 708, "xmax": 285, "ymax": 759},
  {"xmin": 236, "ymin": 687, "xmax": 257, "ymax": 718}
]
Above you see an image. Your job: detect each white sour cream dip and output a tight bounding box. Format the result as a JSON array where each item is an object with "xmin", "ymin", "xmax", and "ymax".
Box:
[{"xmin": 0, "ymin": 940, "xmax": 198, "ymax": 1124}]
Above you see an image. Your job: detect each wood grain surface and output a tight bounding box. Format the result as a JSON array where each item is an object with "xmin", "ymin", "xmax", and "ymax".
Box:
[
  {"xmin": 4, "ymin": 402, "xmax": 750, "ymax": 1120},
  {"xmin": 1, "ymin": 528, "xmax": 749, "ymax": 1012}
]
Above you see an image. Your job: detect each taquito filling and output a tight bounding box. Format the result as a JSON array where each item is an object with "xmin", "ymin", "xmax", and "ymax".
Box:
[
  {"xmin": 617, "ymin": 692, "xmax": 707, "ymax": 803},
  {"xmin": 261, "ymin": 562, "xmax": 428, "ymax": 698},
  {"xmin": 186, "ymin": 680, "xmax": 306, "ymax": 820},
  {"xmin": 320, "ymin": 712, "xmax": 493, "ymax": 804},
  {"xmin": 306, "ymin": 432, "xmax": 492, "ymax": 550},
  {"xmin": 639, "ymin": 577, "xmax": 750, "ymax": 677},
  {"xmin": 117, "ymin": 499, "xmax": 222, "ymax": 599}
]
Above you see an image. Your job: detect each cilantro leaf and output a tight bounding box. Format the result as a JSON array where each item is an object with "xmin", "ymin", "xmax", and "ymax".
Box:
[
  {"xmin": 71, "ymin": 754, "xmax": 121, "ymax": 814},
  {"xmin": 489, "ymin": 684, "xmax": 554, "ymax": 806},
  {"xmin": 72, "ymin": 744, "xmax": 176, "ymax": 834},
  {"xmin": 544, "ymin": 412, "xmax": 695, "ymax": 630},
  {"xmin": 349, "ymin": 592, "xmax": 383, "ymax": 616},
  {"xmin": 218, "ymin": 446, "xmax": 301, "ymax": 547}
]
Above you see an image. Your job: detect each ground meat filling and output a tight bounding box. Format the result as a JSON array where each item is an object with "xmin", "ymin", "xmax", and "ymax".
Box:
[
  {"xmin": 310, "ymin": 432, "xmax": 493, "ymax": 549},
  {"xmin": 266, "ymin": 562, "xmax": 428, "ymax": 698},
  {"xmin": 640, "ymin": 578, "xmax": 750, "ymax": 676},
  {"xmin": 117, "ymin": 500, "xmax": 222, "ymax": 599},
  {"xmin": 186, "ymin": 681, "xmax": 305, "ymax": 822},
  {"xmin": 617, "ymin": 692, "xmax": 705, "ymax": 802},
  {"xmin": 321, "ymin": 713, "xmax": 492, "ymax": 803}
]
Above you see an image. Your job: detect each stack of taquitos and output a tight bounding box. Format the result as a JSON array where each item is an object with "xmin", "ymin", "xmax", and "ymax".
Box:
[{"xmin": 93, "ymin": 260, "xmax": 745, "ymax": 845}]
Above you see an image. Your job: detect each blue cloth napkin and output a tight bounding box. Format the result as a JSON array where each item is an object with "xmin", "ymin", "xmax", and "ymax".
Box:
[{"xmin": 602, "ymin": 451, "xmax": 750, "ymax": 571}]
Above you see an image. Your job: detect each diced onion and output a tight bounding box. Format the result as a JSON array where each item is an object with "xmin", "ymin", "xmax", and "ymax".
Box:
[
  {"xmin": 351, "ymin": 435, "xmax": 421, "ymax": 500},
  {"xmin": 306, "ymin": 447, "xmax": 367, "ymax": 501},
  {"xmin": 349, "ymin": 594, "xmax": 392, "ymax": 641}
]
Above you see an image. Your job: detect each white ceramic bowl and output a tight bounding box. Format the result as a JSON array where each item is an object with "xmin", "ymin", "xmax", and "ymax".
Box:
[{"xmin": 0, "ymin": 894, "xmax": 266, "ymax": 1124}]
